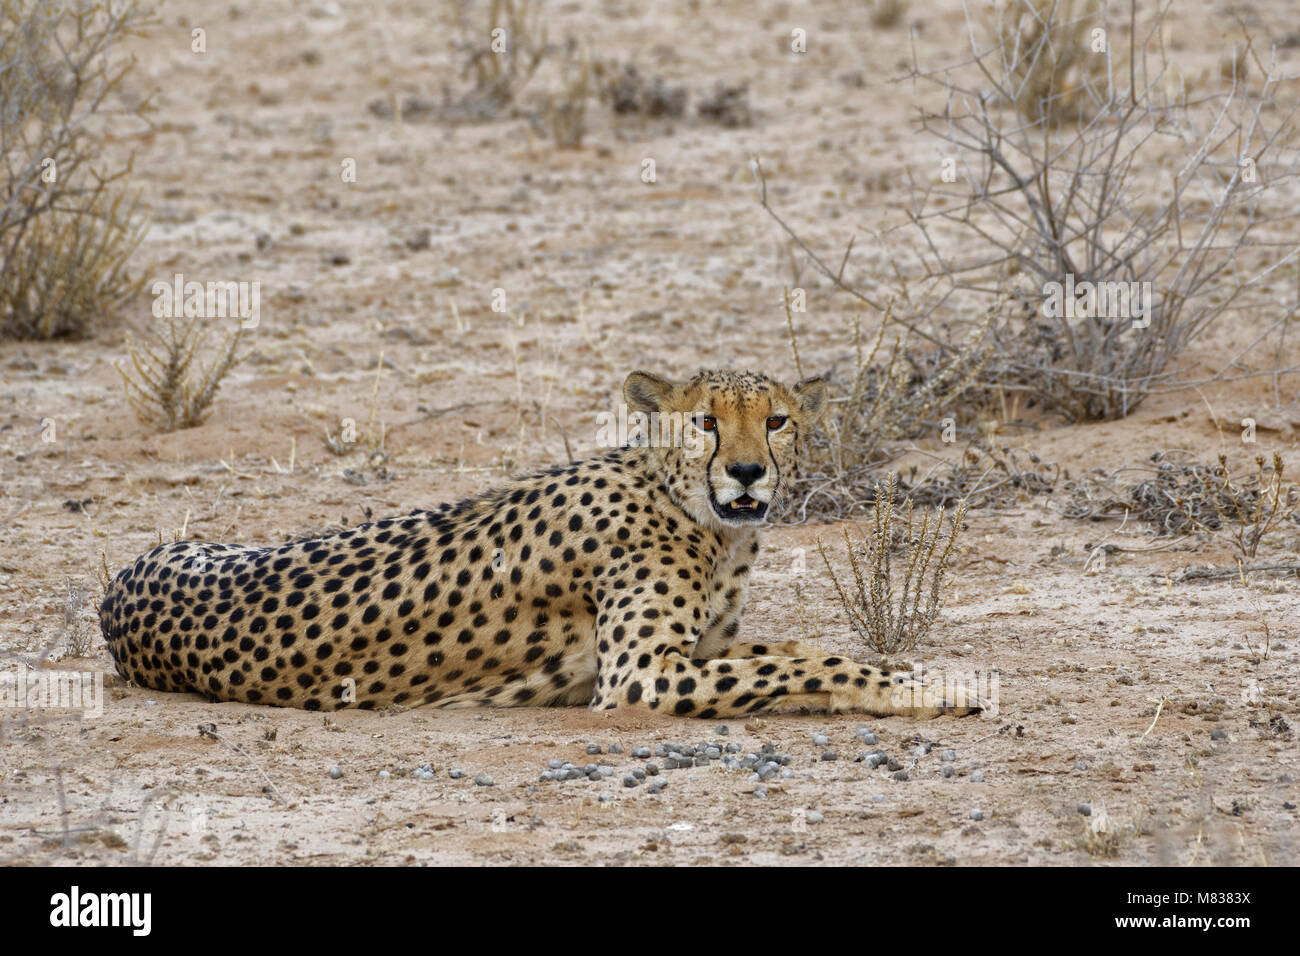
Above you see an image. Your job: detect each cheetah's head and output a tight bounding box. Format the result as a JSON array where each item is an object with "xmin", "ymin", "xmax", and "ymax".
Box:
[{"xmin": 622, "ymin": 369, "xmax": 827, "ymax": 533}]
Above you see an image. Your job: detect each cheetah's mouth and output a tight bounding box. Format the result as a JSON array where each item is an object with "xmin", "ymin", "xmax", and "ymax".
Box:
[{"xmin": 712, "ymin": 493, "xmax": 768, "ymax": 522}]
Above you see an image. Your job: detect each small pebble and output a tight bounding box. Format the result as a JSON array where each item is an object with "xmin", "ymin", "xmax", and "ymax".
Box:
[
  {"xmin": 647, "ymin": 779, "xmax": 667, "ymax": 794},
  {"xmin": 887, "ymin": 757, "xmax": 902, "ymax": 772},
  {"xmin": 448, "ymin": 769, "xmax": 465, "ymax": 779},
  {"xmin": 632, "ymin": 747, "xmax": 652, "ymax": 758},
  {"xmin": 539, "ymin": 771, "xmax": 556, "ymax": 782},
  {"xmin": 913, "ymin": 745, "xmax": 929, "ymax": 758},
  {"xmin": 653, "ymin": 743, "xmax": 668, "ymax": 757},
  {"xmin": 812, "ymin": 732, "xmax": 830, "ymax": 746},
  {"xmin": 716, "ymin": 725, "xmax": 729, "ymax": 736},
  {"xmin": 598, "ymin": 793, "xmax": 612, "ymax": 803},
  {"xmin": 820, "ymin": 750, "xmax": 838, "ymax": 762},
  {"xmin": 941, "ymin": 765, "xmax": 955, "ymax": 778},
  {"xmin": 970, "ymin": 770, "xmax": 985, "ymax": 782},
  {"xmin": 856, "ymin": 729, "xmax": 878, "ymax": 745},
  {"xmin": 1074, "ymin": 761, "xmax": 1088, "ymax": 771},
  {"xmin": 725, "ymin": 742, "xmax": 742, "ymax": 753},
  {"xmin": 645, "ymin": 763, "xmax": 660, "ymax": 776},
  {"xmin": 694, "ymin": 755, "xmax": 709, "ymax": 767},
  {"xmin": 609, "ymin": 743, "xmax": 624, "ymax": 754},
  {"xmin": 547, "ymin": 758, "xmax": 565, "ymax": 770},
  {"xmin": 631, "ymin": 768, "xmax": 646, "ymax": 781},
  {"xmin": 623, "ymin": 774, "xmax": 640, "ymax": 788},
  {"xmin": 780, "ymin": 768, "xmax": 795, "ymax": 779},
  {"xmin": 969, "ymin": 808, "xmax": 984, "ymax": 821},
  {"xmin": 587, "ymin": 744, "xmax": 602, "ymax": 755},
  {"xmin": 806, "ymin": 810, "xmax": 825, "ymax": 824},
  {"xmin": 474, "ymin": 774, "xmax": 494, "ymax": 787},
  {"xmin": 1211, "ymin": 728, "xmax": 1228, "ymax": 740},
  {"xmin": 892, "ymin": 770, "xmax": 910, "ymax": 781},
  {"xmin": 705, "ymin": 746, "xmax": 721, "ymax": 760},
  {"xmin": 377, "ymin": 770, "xmax": 391, "ymax": 780},
  {"xmin": 941, "ymin": 749, "xmax": 956, "ymax": 763},
  {"xmin": 328, "ymin": 766, "xmax": 344, "ymax": 779},
  {"xmin": 1077, "ymin": 803, "xmax": 1092, "ymax": 816},
  {"xmin": 870, "ymin": 794, "xmax": 888, "ymax": 803},
  {"xmin": 753, "ymin": 785, "xmax": 768, "ymax": 799}
]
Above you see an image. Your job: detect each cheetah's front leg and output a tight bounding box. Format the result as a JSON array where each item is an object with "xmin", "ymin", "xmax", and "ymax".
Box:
[{"xmin": 592, "ymin": 596, "xmax": 980, "ymax": 718}]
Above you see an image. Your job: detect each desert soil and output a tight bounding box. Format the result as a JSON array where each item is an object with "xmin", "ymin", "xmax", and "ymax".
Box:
[{"xmin": 1, "ymin": 0, "xmax": 1298, "ymax": 866}]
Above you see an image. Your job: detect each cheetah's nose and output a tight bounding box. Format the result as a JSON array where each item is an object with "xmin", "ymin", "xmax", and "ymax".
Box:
[{"xmin": 726, "ymin": 463, "xmax": 767, "ymax": 487}]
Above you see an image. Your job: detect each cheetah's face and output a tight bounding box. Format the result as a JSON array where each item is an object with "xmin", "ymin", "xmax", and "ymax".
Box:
[{"xmin": 623, "ymin": 369, "xmax": 827, "ymax": 532}]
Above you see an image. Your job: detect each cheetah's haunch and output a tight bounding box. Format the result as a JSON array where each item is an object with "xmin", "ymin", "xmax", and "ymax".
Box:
[{"xmin": 100, "ymin": 370, "xmax": 982, "ymax": 718}]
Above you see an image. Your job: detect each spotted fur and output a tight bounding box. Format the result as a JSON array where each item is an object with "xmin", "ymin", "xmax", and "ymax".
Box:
[{"xmin": 100, "ymin": 369, "xmax": 981, "ymax": 718}]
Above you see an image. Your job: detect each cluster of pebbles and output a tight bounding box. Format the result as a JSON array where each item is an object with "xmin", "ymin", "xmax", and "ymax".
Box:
[{"xmin": 348, "ymin": 726, "xmax": 987, "ymax": 812}]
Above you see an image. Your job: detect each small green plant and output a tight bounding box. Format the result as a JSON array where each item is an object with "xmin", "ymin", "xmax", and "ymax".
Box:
[
  {"xmin": 117, "ymin": 316, "xmax": 245, "ymax": 432},
  {"xmin": 816, "ymin": 473, "xmax": 968, "ymax": 655}
]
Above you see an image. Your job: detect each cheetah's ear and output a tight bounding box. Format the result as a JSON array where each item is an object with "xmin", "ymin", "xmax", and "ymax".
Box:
[
  {"xmin": 792, "ymin": 376, "xmax": 828, "ymax": 423},
  {"xmin": 624, "ymin": 371, "xmax": 676, "ymax": 414}
]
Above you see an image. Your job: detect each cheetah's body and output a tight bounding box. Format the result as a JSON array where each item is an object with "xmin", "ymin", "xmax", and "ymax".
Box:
[{"xmin": 100, "ymin": 370, "xmax": 978, "ymax": 719}]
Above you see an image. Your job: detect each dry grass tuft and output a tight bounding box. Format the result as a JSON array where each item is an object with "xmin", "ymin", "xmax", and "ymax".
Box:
[
  {"xmin": 545, "ymin": 40, "xmax": 591, "ymax": 148},
  {"xmin": 453, "ymin": 0, "xmax": 547, "ymax": 114},
  {"xmin": 117, "ymin": 316, "xmax": 246, "ymax": 432},
  {"xmin": 59, "ymin": 578, "xmax": 94, "ymax": 658},
  {"xmin": 816, "ymin": 473, "xmax": 967, "ymax": 655},
  {"xmin": 994, "ymin": 0, "xmax": 1106, "ymax": 124}
]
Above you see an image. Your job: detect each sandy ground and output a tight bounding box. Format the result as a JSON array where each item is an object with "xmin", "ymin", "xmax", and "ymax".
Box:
[{"xmin": 2, "ymin": 0, "xmax": 1298, "ymax": 866}]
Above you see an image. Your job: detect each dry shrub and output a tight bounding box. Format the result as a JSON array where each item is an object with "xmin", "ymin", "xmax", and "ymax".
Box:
[
  {"xmin": 594, "ymin": 62, "xmax": 687, "ymax": 118},
  {"xmin": 905, "ymin": 1, "xmax": 1300, "ymax": 421},
  {"xmin": 0, "ymin": 0, "xmax": 152, "ymax": 339},
  {"xmin": 784, "ymin": 294, "xmax": 993, "ymax": 521},
  {"xmin": 117, "ymin": 316, "xmax": 246, "ymax": 432},
  {"xmin": 696, "ymin": 82, "xmax": 752, "ymax": 127},
  {"xmin": 757, "ymin": 2, "xmax": 1300, "ymax": 426},
  {"xmin": 1065, "ymin": 450, "xmax": 1300, "ymax": 558},
  {"xmin": 817, "ymin": 473, "xmax": 967, "ymax": 655},
  {"xmin": 898, "ymin": 441, "xmax": 1058, "ymax": 510}
]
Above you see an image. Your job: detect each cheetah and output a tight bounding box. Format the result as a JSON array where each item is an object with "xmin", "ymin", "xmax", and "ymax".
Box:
[{"xmin": 100, "ymin": 369, "xmax": 982, "ymax": 719}]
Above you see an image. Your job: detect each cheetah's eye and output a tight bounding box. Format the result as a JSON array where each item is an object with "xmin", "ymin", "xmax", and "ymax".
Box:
[
  {"xmin": 766, "ymin": 416, "xmax": 788, "ymax": 431},
  {"xmin": 697, "ymin": 415, "xmax": 717, "ymax": 431}
]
